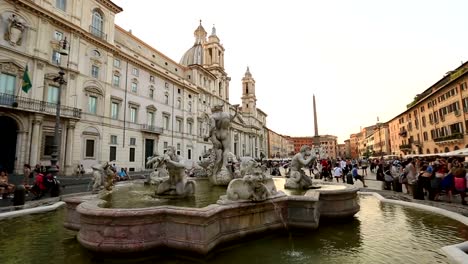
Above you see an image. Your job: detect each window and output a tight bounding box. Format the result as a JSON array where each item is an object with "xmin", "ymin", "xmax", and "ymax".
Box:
[
  {"xmin": 54, "ymin": 31, "xmax": 63, "ymax": 41},
  {"xmin": 149, "ymin": 75, "xmax": 155, "ymax": 83},
  {"xmin": 131, "ymin": 82, "xmax": 138, "ymax": 93},
  {"xmin": 177, "ymin": 98, "xmax": 181, "ymax": 109},
  {"xmin": 92, "ymin": 50, "xmax": 100, "ymax": 57},
  {"xmin": 110, "ymin": 135, "xmax": 117, "ymax": 144},
  {"xmin": 88, "ymin": 96, "xmax": 97, "ymax": 114},
  {"xmin": 188, "ymin": 122, "xmax": 193, "ymax": 135},
  {"xmin": 113, "ymin": 59, "xmax": 121, "ymax": 68},
  {"xmin": 177, "ymin": 143, "xmax": 181, "ymax": 155},
  {"xmin": 56, "ymin": 0, "xmax": 66, "ymax": 11},
  {"xmin": 163, "ymin": 115, "xmax": 169, "ymax": 130},
  {"xmin": 132, "ymin": 68, "xmax": 139, "ymax": 76},
  {"xmin": 198, "ymin": 121, "xmax": 203, "ymax": 136},
  {"xmin": 91, "ymin": 10, "xmax": 103, "ymax": 38},
  {"xmin": 130, "ymin": 107, "xmax": 137, "ymax": 123},
  {"xmin": 52, "ymin": 51, "xmax": 61, "ymax": 64},
  {"xmin": 147, "ymin": 112, "xmax": 154, "ymax": 126},
  {"xmin": 149, "ymin": 88, "xmax": 154, "ymax": 99},
  {"xmin": 43, "ymin": 135, "xmax": 54, "ymax": 156},
  {"xmin": 111, "ymin": 102, "xmax": 119, "ymax": 119},
  {"xmin": 91, "ymin": 65, "xmax": 99, "ymax": 78},
  {"xmin": 85, "ymin": 139, "xmax": 95, "ymax": 158},
  {"xmin": 0, "ymin": 73, "xmax": 16, "ymax": 95},
  {"xmin": 47, "ymin": 86, "xmax": 59, "ymax": 104},
  {"xmin": 188, "ymin": 102, "xmax": 192, "ymax": 112},
  {"xmin": 163, "ymin": 141, "xmax": 168, "ymax": 152},
  {"xmin": 129, "ymin": 148, "xmax": 135, "ymax": 162},
  {"xmin": 112, "ymin": 74, "xmax": 120, "ymax": 87},
  {"xmin": 187, "ymin": 149, "xmax": 192, "ymax": 160},
  {"xmin": 129, "ymin": 137, "xmax": 136, "ymax": 146},
  {"xmin": 176, "ymin": 119, "xmax": 182, "ymax": 132},
  {"xmin": 164, "ymin": 94, "xmax": 169, "ymax": 104},
  {"xmin": 109, "ymin": 146, "xmax": 116, "ymax": 161}
]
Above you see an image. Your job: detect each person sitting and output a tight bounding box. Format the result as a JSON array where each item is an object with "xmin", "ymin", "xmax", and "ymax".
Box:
[
  {"xmin": 0, "ymin": 171, "xmax": 15, "ymax": 199},
  {"xmin": 351, "ymin": 164, "xmax": 368, "ymax": 187},
  {"xmin": 117, "ymin": 168, "xmax": 129, "ymax": 181}
]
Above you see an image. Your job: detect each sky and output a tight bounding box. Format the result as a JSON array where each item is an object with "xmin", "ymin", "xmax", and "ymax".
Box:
[{"xmin": 112, "ymin": 0, "xmax": 468, "ymax": 143}]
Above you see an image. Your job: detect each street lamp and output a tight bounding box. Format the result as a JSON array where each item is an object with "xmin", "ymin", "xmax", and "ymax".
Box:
[{"xmin": 47, "ymin": 37, "xmax": 69, "ymax": 194}]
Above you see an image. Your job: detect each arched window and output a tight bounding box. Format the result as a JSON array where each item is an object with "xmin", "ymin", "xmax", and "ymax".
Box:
[
  {"xmin": 426, "ymin": 149, "xmax": 430, "ymax": 154},
  {"xmin": 91, "ymin": 10, "xmax": 104, "ymax": 38},
  {"xmin": 454, "ymin": 146, "xmax": 460, "ymax": 150},
  {"xmin": 444, "ymin": 147, "xmax": 450, "ymax": 153},
  {"xmin": 434, "ymin": 148, "xmax": 439, "ymax": 154}
]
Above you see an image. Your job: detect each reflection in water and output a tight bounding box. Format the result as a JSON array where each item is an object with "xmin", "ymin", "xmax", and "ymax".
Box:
[{"xmin": 0, "ymin": 196, "xmax": 465, "ymax": 263}]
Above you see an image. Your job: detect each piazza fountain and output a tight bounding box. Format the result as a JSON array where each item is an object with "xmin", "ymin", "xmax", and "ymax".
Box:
[{"xmin": 62, "ymin": 105, "xmax": 360, "ymax": 254}]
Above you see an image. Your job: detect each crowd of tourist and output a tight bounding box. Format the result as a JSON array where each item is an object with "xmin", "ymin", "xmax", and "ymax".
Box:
[
  {"xmin": 264, "ymin": 155, "xmax": 468, "ymax": 206},
  {"xmin": 373, "ymin": 156, "xmax": 468, "ymax": 205}
]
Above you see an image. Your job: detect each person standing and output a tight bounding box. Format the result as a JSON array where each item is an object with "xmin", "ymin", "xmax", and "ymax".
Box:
[
  {"xmin": 404, "ymin": 158, "xmax": 417, "ymax": 195},
  {"xmin": 23, "ymin": 164, "xmax": 32, "ymax": 186}
]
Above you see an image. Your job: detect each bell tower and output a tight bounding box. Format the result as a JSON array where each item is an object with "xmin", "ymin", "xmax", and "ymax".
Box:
[
  {"xmin": 241, "ymin": 67, "xmax": 256, "ymax": 114},
  {"xmin": 205, "ymin": 25, "xmax": 224, "ymax": 68}
]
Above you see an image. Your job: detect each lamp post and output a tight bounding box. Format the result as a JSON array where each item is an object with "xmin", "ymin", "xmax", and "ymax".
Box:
[{"xmin": 47, "ymin": 38, "xmax": 69, "ymax": 188}]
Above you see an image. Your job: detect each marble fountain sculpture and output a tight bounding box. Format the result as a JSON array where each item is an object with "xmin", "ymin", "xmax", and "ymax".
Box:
[
  {"xmin": 90, "ymin": 162, "xmax": 116, "ymax": 194},
  {"xmin": 63, "ymin": 106, "xmax": 360, "ymax": 254},
  {"xmin": 145, "ymin": 146, "xmax": 195, "ymax": 197},
  {"xmin": 202, "ymin": 104, "xmax": 240, "ymax": 185}
]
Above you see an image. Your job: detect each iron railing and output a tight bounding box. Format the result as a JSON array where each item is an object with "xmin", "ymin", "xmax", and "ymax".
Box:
[
  {"xmin": 0, "ymin": 93, "xmax": 82, "ymax": 119},
  {"xmin": 140, "ymin": 124, "xmax": 163, "ymax": 134},
  {"xmin": 434, "ymin": 133, "xmax": 463, "ymax": 143},
  {"xmin": 89, "ymin": 25, "xmax": 107, "ymax": 40}
]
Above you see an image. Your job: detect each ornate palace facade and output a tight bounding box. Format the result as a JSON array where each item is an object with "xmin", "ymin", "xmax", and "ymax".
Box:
[{"xmin": 0, "ymin": 0, "xmax": 267, "ymax": 175}]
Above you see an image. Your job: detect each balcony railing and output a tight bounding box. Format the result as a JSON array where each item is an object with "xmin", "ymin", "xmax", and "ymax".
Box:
[
  {"xmin": 399, "ymin": 144, "xmax": 412, "ymax": 150},
  {"xmin": 434, "ymin": 133, "xmax": 463, "ymax": 143},
  {"xmin": 89, "ymin": 25, "xmax": 107, "ymax": 40},
  {"xmin": 398, "ymin": 130, "xmax": 407, "ymax": 137},
  {"xmin": 0, "ymin": 93, "xmax": 81, "ymax": 119},
  {"xmin": 140, "ymin": 124, "xmax": 163, "ymax": 134}
]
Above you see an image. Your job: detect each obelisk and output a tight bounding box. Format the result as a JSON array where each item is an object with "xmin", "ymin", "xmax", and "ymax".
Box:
[{"xmin": 313, "ymin": 94, "xmax": 320, "ymax": 148}]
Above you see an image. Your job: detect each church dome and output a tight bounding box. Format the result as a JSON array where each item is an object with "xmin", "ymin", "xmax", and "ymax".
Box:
[
  {"xmin": 180, "ymin": 21, "xmax": 207, "ymax": 66},
  {"xmin": 180, "ymin": 43, "xmax": 204, "ymax": 66}
]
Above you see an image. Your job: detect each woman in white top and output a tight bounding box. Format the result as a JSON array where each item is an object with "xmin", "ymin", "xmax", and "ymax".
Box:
[{"xmin": 333, "ymin": 164, "xmax": 343, "ymax": 183}]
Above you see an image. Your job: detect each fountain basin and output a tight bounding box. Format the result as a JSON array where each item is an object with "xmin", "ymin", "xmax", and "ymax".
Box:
[
  {"xmin": 305, "ymin": 183, "xmax": 360, "ymax": 219},
  {"xmin": 70, "ymin": 193, "xmax": 320, "ymax": 254},
  {"xmin": 63, "ymin": 180, "xmax": 360, "ymax": 254}
]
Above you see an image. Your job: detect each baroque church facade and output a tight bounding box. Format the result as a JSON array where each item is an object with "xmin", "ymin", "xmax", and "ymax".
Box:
[{"xmin": 0, "ymin": 0, "xmax": 267, "ymax": 175}]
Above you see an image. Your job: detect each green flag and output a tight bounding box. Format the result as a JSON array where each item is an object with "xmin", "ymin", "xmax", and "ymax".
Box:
[{"xmin": 22, "ymin": 65, "xmax": 32, "ymax": 93}]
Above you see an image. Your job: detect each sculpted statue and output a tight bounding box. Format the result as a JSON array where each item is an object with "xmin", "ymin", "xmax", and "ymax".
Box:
[
  {"xmin": 218, "ymin": 158, "xmax": 282, "ymax": 203},
  {"xmin": 284, "ymin": 145, "xmax": 316, "ymax": 189},
  {"xmin": 145, "ymin": 154, "xmax": 169, "ymax": 185},
  {"xmin": 91, "ymin": 162, "xmax": 115, "ymax": 193},
  {"xmin": 154, "ymin": 146, "xmax": 195, "ymax": 197},
  {"xmin": 201, "ymin": 104, "xmax": 240, "ymax": 185},
  {"xmin": 5, "ymin": 13, "xmax": 27, "ymax": 46}
]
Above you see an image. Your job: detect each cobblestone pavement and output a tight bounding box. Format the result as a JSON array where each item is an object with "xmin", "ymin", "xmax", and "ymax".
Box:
[{"xmin": 1, "ymin": 168, "xmax": 467, "ymax": 218}]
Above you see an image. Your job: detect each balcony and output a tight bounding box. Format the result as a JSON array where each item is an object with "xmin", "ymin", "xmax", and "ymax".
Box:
[
  {"xmin": 0, "ymin": 93, "xmax": 81, "ymax": 119},
  {"xmin": 398, "ymin": 130, "xmax": 407, "ymax": 137},
  {"xmin": 412, "ymin": 140, "xmax": 421, "ymax": 147},
  {"xmin": 434, "ymin": 133, "xmax": 464, "ymax": 145},
  {"xmin": 399, "ymin": 144, "xmax": 412, "ymax": 150},
  {"xmin": 89, "ymin": 25, "xmax": 107, "ymax": 40},
  {"xmin": 140, "ymin": 124, "xmax": 163, "ymax": 134}
]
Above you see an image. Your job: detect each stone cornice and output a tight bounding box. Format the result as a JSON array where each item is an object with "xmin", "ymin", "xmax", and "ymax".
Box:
[
  {"xmin": 9, "ymin": 0, "xmax": 198, "ymax": 95},
  {"xmin": 96, "ymin": 0, "xmax": 123, "ymax": 14}
]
